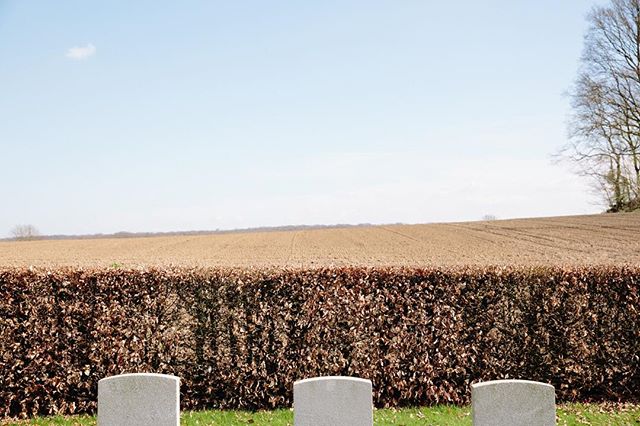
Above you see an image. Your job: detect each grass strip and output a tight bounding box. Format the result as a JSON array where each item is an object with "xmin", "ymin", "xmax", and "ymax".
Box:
[{"xmin": 2, "ymin": 404, "xmax": 639, "ymax": 425}]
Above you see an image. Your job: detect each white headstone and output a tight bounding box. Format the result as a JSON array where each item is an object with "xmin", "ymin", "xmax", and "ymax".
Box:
[
  {"xmin": 293, "ymin": 376, "xmax": 373, "ymax": 426},
  {"xmin": 98, "ymin": 373, "xmax": 180, "ymax": 426},
  {"xmin": 471, "ymin": 379, "xmax": 555, "ymax": 426}
]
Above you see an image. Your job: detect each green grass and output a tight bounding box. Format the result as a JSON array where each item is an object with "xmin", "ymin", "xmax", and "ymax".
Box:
[{"xmin": 2, "ymin": 404, "xmax": 639, "ymax": 425}]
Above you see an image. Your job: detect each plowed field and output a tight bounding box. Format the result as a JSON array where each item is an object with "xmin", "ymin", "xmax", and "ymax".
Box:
[{"xmin": 1, "ymin": 213, "xmax": 639, "ymax": 267}]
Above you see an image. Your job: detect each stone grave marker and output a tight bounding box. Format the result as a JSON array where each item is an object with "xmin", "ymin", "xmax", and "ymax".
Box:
[
  {"xmin": 97, "ymin": 373, "xmax": 180, "ymax": 426},
  {"xmin": 294, "ymin": 376, "xmax": 373, "ymax": 426},
  {"xmin": 471, "ymin": 379, "xmax": 555, "ymax": 426}
]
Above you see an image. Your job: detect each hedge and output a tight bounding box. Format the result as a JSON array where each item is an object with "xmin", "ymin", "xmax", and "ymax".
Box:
[{"xmin": 0, "ymin": 266, "xmax": 638, "ymax": 418}]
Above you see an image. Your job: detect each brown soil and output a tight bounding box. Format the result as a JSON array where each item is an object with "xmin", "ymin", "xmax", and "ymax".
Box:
[{"xmin": 1, "ymin": 213, "xmax": 638, "ymax": 268}]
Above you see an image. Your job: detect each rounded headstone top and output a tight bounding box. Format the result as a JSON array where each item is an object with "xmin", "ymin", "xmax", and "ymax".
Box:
[
  {"xmin": 471, "ymin": 379, "xmax": 554, "ymax": 390},
  {"xmin": 98, "ymin": 373, "xmax": 180, "ymax": 384},
  {"xmin": 294, "ymin": 376, "xmax": 372, "ymax": 386}
]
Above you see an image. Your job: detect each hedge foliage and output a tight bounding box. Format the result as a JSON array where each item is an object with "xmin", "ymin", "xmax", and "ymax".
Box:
[{"xmin": 0, "ymin": 266, "xmax": 638, "ymax": 418}]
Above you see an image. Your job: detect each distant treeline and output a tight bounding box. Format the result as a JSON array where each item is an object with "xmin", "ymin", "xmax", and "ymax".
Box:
[{"xmin": 1, "ymin": 223, "xmax": 403, "ymax": 242}]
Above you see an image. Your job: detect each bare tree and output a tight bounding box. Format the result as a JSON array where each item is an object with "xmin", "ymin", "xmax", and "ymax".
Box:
[
  {"xmin": 11, "ymin": 225, "xmax": 40, "ymax": 241},
  {"xmin": 562, "ymin": 0, "xmax": 640, "ymax": 211}
]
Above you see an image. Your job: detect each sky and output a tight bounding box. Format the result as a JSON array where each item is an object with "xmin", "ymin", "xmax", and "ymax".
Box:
[{"xmin": 0, "ymin": 0, "xmax": 607, "ymax": 236}]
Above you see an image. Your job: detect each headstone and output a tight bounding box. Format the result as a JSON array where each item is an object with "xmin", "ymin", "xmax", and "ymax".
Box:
[
  {"xmin": 293, "ymin": 376, "xmax": 373, "ymax": 426},
  {"xmin": 98, "ymin": 373, "xmax": 180, "ymax": 426},
  {"xmin": 471, "ymin": 379, "xmax": 555, "ymax": 426}
]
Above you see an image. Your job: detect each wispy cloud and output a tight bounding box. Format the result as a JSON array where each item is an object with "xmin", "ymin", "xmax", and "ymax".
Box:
[{"xmin": 65, "ymin": 43, "xmax": 96, "ymax": 60}]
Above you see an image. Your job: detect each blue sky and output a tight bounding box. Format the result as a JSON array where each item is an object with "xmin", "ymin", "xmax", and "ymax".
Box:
[{"xmin": 1, "ymin": 1, "xmax": 604, "ymax": 236}]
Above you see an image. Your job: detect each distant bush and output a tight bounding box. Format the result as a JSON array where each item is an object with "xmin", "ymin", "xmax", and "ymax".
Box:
[
  {"xmin": 0, "ymin": 266, "xmax": 638, "ymax": 418},
  {"xmin": 10, "ymin": 224, "xmax": 40, "ymax": 241},
  {"xmin": 607, "ymin": 197, "xmax": 640, "ymax": 213}
]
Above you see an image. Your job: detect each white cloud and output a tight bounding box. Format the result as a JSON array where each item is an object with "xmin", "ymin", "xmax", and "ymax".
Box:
[{"xmin": 65, "ymin": 43, "xmax": 96, "ymax": 60}]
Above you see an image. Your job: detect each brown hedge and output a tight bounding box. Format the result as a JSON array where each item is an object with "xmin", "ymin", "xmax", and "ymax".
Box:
[{"xmin": 0, "ymin": 266, "xmax": 638, "ymax": 418}]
